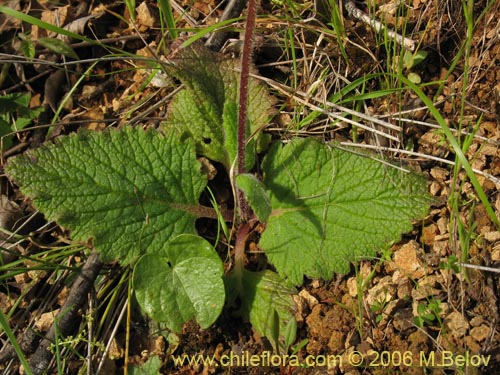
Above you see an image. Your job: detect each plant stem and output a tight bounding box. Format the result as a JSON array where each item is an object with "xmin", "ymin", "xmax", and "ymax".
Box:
[
  {"xmin": 236, "ymin": 0, "xmax": 257, "ymax": 221},
  {"xmin": 172, "ymin": 203, "xmax": 233, "ymax": 222},
  {"xmin": 234, "ymin": 222, "xmax": 251, "ymax": 293}
]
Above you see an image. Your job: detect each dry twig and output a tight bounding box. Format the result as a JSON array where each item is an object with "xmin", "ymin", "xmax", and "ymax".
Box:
[
  {"xmin": 29, "ymin": 251, "xmax": 102, "ymax": 375},
  {"xmin": 344, "ymin": 0, "xmax": 416, "ymax": 51}
]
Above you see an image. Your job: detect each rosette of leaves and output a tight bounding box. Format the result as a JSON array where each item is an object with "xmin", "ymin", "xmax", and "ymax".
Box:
[{"xmin": 5, "ymin": 42, "xmax": 431, "ymax": 348}]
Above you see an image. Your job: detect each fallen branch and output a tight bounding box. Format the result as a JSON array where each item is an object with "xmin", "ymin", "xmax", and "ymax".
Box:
[
  {"xmin": 205, "ymin": 0, "xmax": 248, "ymax": 51},
  {"xmin": 344, "ymin": 0, "xmax": 416, "ymax": 51},
  {"xmin": 28, "ymin": 251, "xmax": 102, "ymax": 375}
]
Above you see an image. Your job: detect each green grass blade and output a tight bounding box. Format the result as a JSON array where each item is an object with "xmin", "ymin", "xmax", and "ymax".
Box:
[
  {"xmin": 49, "ymin": 61, "xmax": 100, "ymax": 132},
  {"xmin": 0, "ymin": 6, "xmax": 96, "ymax": 45},
  {"xmin": 400, "ymin": 76, "xmax": 500, "ymax": 230},
  {"xmin": 327, "ymin": 0, "xmax": 348, "ymax": 63},
  {"xmin": 180, "ymin": 17, "xmax": 243, "ymax": 48},
  {"xmin": 0, "ymin": 310, "xmax": 34, "ymax": 375},
  {"xmin": 158, "ymin": 0, "xmax": 179, "ymax": 40},
  {"xmin": 124, "ymin": 0, "xmax": 136, "ymax": 21}
]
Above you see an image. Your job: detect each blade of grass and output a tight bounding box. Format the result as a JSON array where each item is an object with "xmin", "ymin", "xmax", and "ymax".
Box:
[
  {"xmin": 401, "ymin": 76, "xmax": 500, "ymax": 230},
  {"xmin": 284, "ymin": 26, "xmax": 298, "ymax": 90},
  {"xmin": 181, "ymin": 17, "xmax": 244, "ymax": 48},
  {"xmin": 327, "ymin": 0, "xmax": 349, "ymax": 63},
  {"xmin": 124, "ymin": 0, "xmax": 136, "ymax": 22},
  {"xmin": 207, "ymin": 186, "xmax": 231, "ymax": 245},
  {"xmin": 0, "ymin": 310, "xmax": 34, "ymax": 375},
  {"xmin": 48, "ymin": 61, "xmax": 99, "ymax": 134},
  {"xmin": 0, "ymin": 6, "xmax": 96, "ymax": 45},
  {"xmin": 158, "ymin": 0, "xmax": 179, "ymax": 40}
]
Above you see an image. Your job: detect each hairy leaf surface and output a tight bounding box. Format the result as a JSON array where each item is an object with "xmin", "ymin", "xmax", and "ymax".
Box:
[
  {"xmin": 235, "ymin": 173, "xmax": 271, "ymax": 222},
  {"xmin": 133, "ymin": 235, "xmax": 225, "ymax": 332},
  {"xmin": 261, "ymin": 138, "xmax": 430, "ymax": 284},
  {"xmin": 162, "ymin": 42, "xmax": 274, "ymax": 169},
  {"xmin": 5, "ymin": 127, "xmax": 207, "ymax": 264},
  {"xmin": 225, "ymin": 269, "xmax": 296, "ymax": 352}
]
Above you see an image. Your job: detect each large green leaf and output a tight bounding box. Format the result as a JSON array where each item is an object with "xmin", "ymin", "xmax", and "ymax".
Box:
[
  {"xmin": 162, "ymin": 42, "xmax": 275, "ymax": 169},
  {"xmin": 129, "ymin": 355, "xmax": 161, "ymax": 375},
  {"xmin": 225, "ymin": 269, "xmax": 296, "ymax": 353},
  {"xmin": 133, "ymin": 235, "xmax": 225, "ymax": 332},
  {"xmin": 5, "ymin": 127, "xmax": 207, "ymax": 264},
  {"xmin": 261, "ymin": 138, "xmax": 431, "ymax": 284}
]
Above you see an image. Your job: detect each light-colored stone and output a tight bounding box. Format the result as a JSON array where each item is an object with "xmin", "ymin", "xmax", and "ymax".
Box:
[
  {"xmin": 483, "ymin": 231, "xmax": 500, "ymax": 242},
  {"xmin": 366, "ymin": 276, "xmax": 395, "ymax": 307},
  {"xmin": 469, "ymin": 325, "xmax": 490, "ymax": 342},
  {"xmin": 470, "ymin": 316, "xmax": 485, "ymax": 327},
  {"xmin": 445, "ymin": 311, "xmax": 469, "ymax": 338},
  {"xmin": 136, "ymin": 2, "xmax": 156, "ymax": 28},
  {"xmin": 491, "ymin": 244, "xmax": 500, "ymax": 261},
  {"xmin": 437, "ymin": 216, "xmax": 449, "ymax": 235},
  {"xmin": 293, "ymin": 290, "xmax": 319, "ymax": 322},
  {"xmin": 422, "ymin": 224, "xmax": 438, "ymax": 245},
  {"xmin": 416, "ymin": 274, "xmax": 445, "ymax": 297},
  {"xmin": 430, "ymin": 167, "xmax": 449, "ymax": 181},
  {"xmin": 34, "ymin": 309, "xmax": 60, "ymax": 331},
  {"xmin": 392, "ymin": 241, "xmax": 425, "ymax": 278},
  {"xmin": 347, "ymin": 277, "xmax": 358, "ymax": 297}
]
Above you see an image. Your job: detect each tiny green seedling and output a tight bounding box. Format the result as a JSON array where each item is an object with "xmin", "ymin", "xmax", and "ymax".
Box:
[
  {"xmin": 403, "ymin": 49, "xmax": 428, "ymax": 84},
  {"xmin": 4, "ymin": 3, "xmax": 431, "ymax": 355},
  {"xmin": 414, "ymin": 298, "xmax": 443, "ymax": 327},
  {"xmin": 440, "ymin": 254, "xmax": 460, "ymax": 274}
]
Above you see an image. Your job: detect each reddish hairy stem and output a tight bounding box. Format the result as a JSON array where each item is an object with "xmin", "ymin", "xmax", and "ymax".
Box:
[{"xmin": 236, "ymin": 0, "xmax": 257, "ymax": 221}]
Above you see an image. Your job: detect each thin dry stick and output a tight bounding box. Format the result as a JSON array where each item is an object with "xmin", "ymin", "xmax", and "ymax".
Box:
[
  {"xmin": 338, "ymin": 142, "xmax": 500, "ymax": 185},
  {"xmin": 458, "ymin": 263, "xmax": 500, "ymax": 274},
  {"xmin": 95, "ymin": 298, "xmax": 129, "ymax": 375},
  {"xmin": 344, "ymin": 0, "xmax": 416, "ymax": 51}
]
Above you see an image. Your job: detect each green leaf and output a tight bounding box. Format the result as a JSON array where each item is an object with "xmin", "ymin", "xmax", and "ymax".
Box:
[
  {"xmin": 129, "ymin": 354, "xmax": 162, "ymax": 375},
  {"xmin": 403, "ymin": 50, "xmax": 427, "ymax": 70},
  {"xmin": 0, "ymin": 92, "xmax": 30, "ymax": 112},
  {"xmin": 133, "ymin": 235, "xmax": 225, "ymax": 332},
  {"xmin": 412, "ymin": 50, "xmax": 428, "ymax": 66},
  {"xmin": 226, "ymin": 269, "xmax": 296, "ymax": 353},
  {"xmin": 0, "ymin": 93, "xmax": 44, "ymax": 150},
  {"xmin": 235, "ymin": 173, "xmax": 272, "ymax": 222},
  {"xmin": 260, "ymin": 138, "xmax": 431, "ymax": 284},
  {"xmin": 5, "ymin": 127, "xmax": 207, "ymax": 264},
  {"xmin": 162, "ymin": 42, "xmax": 275, "ymax": 169},
  {"xmin": 403, "ymin": 50, "xmax": 414, "ymax": 69},
  {"xmin": 21, "ymin": 39, "xmax": 35, "ymax": 59},
  {"xmin": 407, "ymin": 72, "xmax": 422, "ymax": 84},
  {"xmin": 37, "ymin": 37, "xmax": 79, "ymax": 59},
  {"xmin": 222, "ymin": 99, "xmax": 238, "ymax": 168},
  {"xmin": 162, "ymin": 43, "xmax": 225, "ymax": 162}
]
